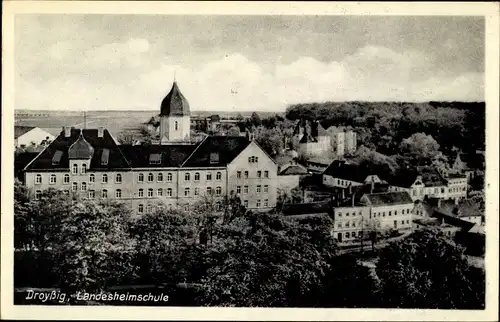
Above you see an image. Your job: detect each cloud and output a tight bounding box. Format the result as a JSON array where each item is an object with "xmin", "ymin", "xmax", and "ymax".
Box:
[{"xmin": 15, "ymin": 42, "xmax": 484, "ymax": 112}]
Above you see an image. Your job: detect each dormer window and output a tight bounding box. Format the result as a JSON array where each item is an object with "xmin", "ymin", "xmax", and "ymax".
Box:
[
  {"xmin": 101, "ymin": 149, "xmax": 110, "ymax": 166},
  {"xmin": 175, "ymin": 121, "xmax": 179, "ymax": 130},
  {"xmin": 149, "ymin": 153, "xmax": 162, "ymax": 165},
  {"xmin": 52, "ymin": 150, "xmax": 63, "ymax": 165},
  {"xmin": 210, "ymin": 152, "xmax": 220, "ymax": 164}
]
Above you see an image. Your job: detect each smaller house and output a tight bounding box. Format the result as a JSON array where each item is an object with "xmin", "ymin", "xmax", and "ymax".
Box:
[
  {"xmin": 360, "ymin": 191, "xmax": 414, "ymax": 232},
  {"xmin": 15, "ymin": 126, "xmax": 55, "ymax": 148},
  {"xmin": 431, "ymin": 198, "xmax": 483, "ymax": 226},
  {"xmin": 277, "ymin": 162, "xmax": 309, "ymax": 193},
  {"xmin": 323, "ymin": 160, "xmax": 383, "ymax": 188}
]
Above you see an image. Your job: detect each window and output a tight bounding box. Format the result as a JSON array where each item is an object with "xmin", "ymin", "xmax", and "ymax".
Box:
[
  {"xmin": 81, "ymin": 164, "xmax": 87, "ymax": 174},
  {"xmin": 35, "ymin": 190, "xmax": 42, "ymax": 200},
  {"xmin": 115, "ymin": 173, "xmax": 122, "ymax": 183},
  {"xmin": 264, "ymin": 185, "xmax": 268, "ymax": 193},
  {"xmin": 184, "ymin": 188, "xmax": 190, "ymax": 197},
  {"xmin": 216, "ymin": 186, "xmax": 222, "ymax": 196},
  {"xmin": 345, "ymin": 232, "xmax": 350, "ymax": 238},
  {"xmin": 352, "ymin": 221, "xmax": 356, "ymax": 227},
  {"xmin": 88, "ymin": 190, "xmax": 95, "ymax": 199},
  {"xmin": 194, "ymin": 187, "xmax": 199, "ymax": 196},
  {"xmin": 50, "ymin": 174, "xmax": 56, "ymax": 184},
  {"xmin": 35, "ymin": 174, "xmax": 42, "ymax": 184},
  {"xmin": 185, "ymin": 173, "xmax": 190, "ymax": 181},
  {"xmin": 243, "ymin": 200, "xmax": 248, "ymax": 207},
  {"xmin": 72, "ymin": 164, "xmax": 78, "ymax": 174},
  {"xmin": 81, "ymin": 182, "xmax": 87, "ymax": 191},
  {"xmin": 206, "ymin": 172, "xmax": 212, "ymax": 181},
  {"xmin": 383, "ymin": 212, "xmax": 386, "ymax": 217},
  {"xmin": 184, "ymin": 205, "xmax": 189, "ymax": 212},
  {"xmin": 64, "ymin": 174, "xmax": 70, "ymax": 184},
  {"xmin": 148, "ymin": 188, "xmax": 153, "ymax": 198},
  {"xmin": 264, "ymin": 199, "xmax": 268, "ymax": 207},
  {"xmin": 389, "ymin": 211, "xmax": 392, "ymax": 216},
  {"xmin": 401, "ymin": 220, "xmax": 405, "ymax": 225},
  {"xmin": 149, "ymin": 153, "xmax": 161, "ymax": 165},
  {"xmin": 138, "ymin": 204, "xmax": 144, "ymax": 214},
  {"xmin": 167, "ymin": 173, "xmax": 172, "ymax": 182},
  {"xmin": 244, "ymin": 185, "xmax": 249, "ymax": 194},
  {"xmin": 215, "ymin": 202, "xmax": 222, "ymax": 211},
  {"xmin": 237, "ymin": 171, "xmax": 241, "ymax": 179},
  {"xmin": 102, "ymin": 174, "xmax": 108, "ymax": 183},
  {"xmin": 89, "ymin": 174, "xmax": 95, "ymax": 183},
  {"xmin": 148, "ymin": 173, "xmax": 154, "ymax": 182},
  {"xmin": 146, "ymin": 204, "xmax": 153, "ymax": 214},
  {"xmin": 236, "ymin": 186, "xmax": 241, "ymax": 194},
  {"xmin": 194, "ymin": 172, "xmax": 200, "ymax": 181},
  {"xmin": 256, "ymin": 200, "xmax": 261, "ymax": 208},
  {"xmin": 244, "ymin": 171, "xmax": 249, "ymax": 178},
  {"xmin": 138, "ymin": 173, "xmax": 144, "ymax": 183},
  {"xmin": 257, "ymin": 185, "xmax": 261, "ymax": 193},
  {"xmin": 338, "ymin": 223, "xmax": 342, "ymax": 228},
  {"xmin": 167, "ymin": 188, "xmax": 172, "ymax": 197},
  {"xmin": 157, "ymin": 189, "xmax": 163, "ymax": 197},
  {"xmin": 248, "ymin": 156, "xmax": 259, "ymax": 163},
  {"xmin": 346, "ymin": 212, "xmax": 349, "ymax": 217},
  {"xmin": 264, "ymin": 171, "xmax": 269, "ymax": 178},
  {"xmin": 206, "ymin": 187, "xmax": 212, "ymax": 195},
  {"xmin": 441, "ymin": 188, "xmax": 445, "ymax": 193},
  {"xmin": 138, "ymin": 189, "xmax": 144, "ymax": 197},
  {"xmin": 216, "ymin": 172, "xmax": 222, "ymax": 181},
  {"xmin": 338, "ymin": 212, "xmax": 342, "ymax": 217},
  {"xmin": 346, "ymin": 222, "xmax": 350, "ymax": 228},
  {"xmin": 395, "ymin": 210, "xmax": 398, "ymax": 215},
  {"xmin": 102, "ymin": 189, "xmax": 108, "ymax": 198},
  {"xmin": 156, "ymin": 173, "xmax": 163, "ymax": 182},
  {"xmin": 257, "ymin": 171, "xmax": 262, "ymax": 178},
  {"xmin": 116, "ymin": 189, "xmax": 122, "ymax": 198},
  {"xmin": 175, "ymin": 121, "xmax": 178, "ymax": 130}
]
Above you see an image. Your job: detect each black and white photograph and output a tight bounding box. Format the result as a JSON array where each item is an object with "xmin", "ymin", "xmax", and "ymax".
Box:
[{"xmin": 2, "ymin": 1, "xmax": 499, "ymax": 321}]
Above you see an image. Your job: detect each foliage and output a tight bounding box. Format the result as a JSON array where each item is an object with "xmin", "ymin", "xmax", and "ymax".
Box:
[
  {"xmin": 253, "ymin": 126, "xmax": 285, "ymax": 157},
  {"xmin": 399, "ymin": 132, "xmax": 441, "ymax": 162},
  {"xmin": 197, "ymin": 213, "xmax": 338, "ymax": 307},
  {"xmin": 376, "ymin": 228, "xmax": 485, "ymax": 309}
]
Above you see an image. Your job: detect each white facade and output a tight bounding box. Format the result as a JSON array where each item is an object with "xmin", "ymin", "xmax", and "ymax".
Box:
[
  {"xmin": 15, "ymin": 127, "xmax": 55, "ymax": 148},
  {"xmin": 160, "ymin": 115, "xmax": 191, "ymax": 143}
]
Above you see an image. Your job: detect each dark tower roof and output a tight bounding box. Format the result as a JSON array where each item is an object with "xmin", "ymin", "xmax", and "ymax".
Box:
[
  {"xmin": 68, "ymin": 131, "xmax": 95, "ymax": 159},
  {"xmin": 160, "ymin": 81, "xmax": 190, "ymax": 117}
]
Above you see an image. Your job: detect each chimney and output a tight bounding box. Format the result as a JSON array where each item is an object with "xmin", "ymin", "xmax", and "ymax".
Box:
[
  {"xmin": 454, "ymin": 197, "xmax": 459, "ymax": 205},
  {"xmin": 370, "ymin": 179, "xmax": 375, "ymax": 194},
  {"xmin": 341, "ymin": 188, "xmax": 345, "ymax": 200},
  {"xmin": 351, "ymin": 194, "xmax": 355, "ymax": 207},
  {"xmin": 98, "ymin": 127, "xmax": 104, "ymax": 138},
  {"xmin": 437, "ymin": 198, "xmax": 442, "ymax": 209},
  {"xmin": 63, "ymin": 126, "xmax": 71, "ymax": 137},
  {"xmin": 348, "ymin": 184, "xmax": 353, "ymax": 195}
]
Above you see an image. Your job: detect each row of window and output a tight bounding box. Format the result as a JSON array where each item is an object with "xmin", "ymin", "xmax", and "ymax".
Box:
[
  {"xmin": 236, "ymin": 185, "xmax": 269, "ymax": 194},
  {"xmin": 35, "ymin": 173, "xmax": 122, "ymax": 185},
  {"xmin": 236, "ymin": 170, "xmax": 269, "ymax": 179},
  {"xmin": 36, "ymin": 170, "xmax": 273, "ymax": 185},
  {"xmin": 71, "ymin": 164, "xmax": 87, "ymax": 175},
  {"xmin": 372, "ymin": 208, "xmax": 412, "ymax": 218},
  {"xmin": 449, "ymin": 187, "xmax": 467, "ymax": 193},
  {"xmin": 137, "ymin": 186, "xmax": 224, "ymax": 198},
  {"xmin": 242, "ymin": 199, "xmax": 269, "ymax": 208},
  {"xmin": 34, "ymin": 189, "xmax": 117, "ymax": 200}
]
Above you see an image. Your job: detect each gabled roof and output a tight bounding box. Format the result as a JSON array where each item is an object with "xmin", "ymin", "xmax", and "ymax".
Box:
[
  {"xmin": 323, "ymin": 160, "xmax": 376, "ymax": 183},
  {"xmin": 15, "ymin": 152, "xmax": 39, "ymax": 179},
  {"xmin": 24, "ymin": 128, "xmax": 131, "ymax": 171},
  {"xmin": 160, "ymin": 81, "xmax": 190, "ymax": 117},
  {"xmin": 433, "ymin": 199, "xmax": 483, "ymax": 218},
  {"xmin": 119, "ymin": 144, "xmax": 198, "ymax": 168},
  {"xmin": 361, "ymin": 191, "xmax": 413, "ymax": 206},
  {"xmin": 14, "ymin": 125, "xmax": 36, "ymax": 139},
  {"xmin": 279, "ymin": 164, "xmax": 308, "ymax": 176},
  {"xmin": 182, "ymin": 136, "xmax": 251, "ymax": 167}
]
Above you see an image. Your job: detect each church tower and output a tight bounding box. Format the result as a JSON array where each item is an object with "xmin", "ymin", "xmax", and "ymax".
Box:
[{"xmin": 159, "ymin": 81, "xmax": 191, "ymax": 144}]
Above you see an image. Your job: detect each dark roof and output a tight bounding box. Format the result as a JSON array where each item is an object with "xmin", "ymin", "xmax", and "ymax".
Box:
[
  {"xmin": 323, "ymin": 160, "xmax": 377, "ymax": 183},
  {"xmin": 299, "ymin": 133, "xmax": 318, "ymax": 143},
  {"xmin": 15, "ymin": 152, "xmax": 39, "ymax": 179},
  {"xmin": 119, "ymin": 144, "xmax": 198, "ymax": 168},
  {"xmin": 362, "ymin": 191, "xmax": 413, "ymax": 206},
  {"xmin": 182, "ymin": 136, "xmax": 251, "ymax": 167},
  {"xmin": 282, "ymin": 201, "xmax": 332, "ymax": 216},
  {"xmin": 14, "ymin": 125, "xmax": 35, "ymax": 139},
  {"xmin": 279, "ymin": 165, "xmax": 308, "ymax": 175},
  {"xmin": 433, "ymin": 199, "xmax": 483, "ymax": 218},
  {"xmin": 24, "ymin": 128, "xmax": 131, "ymax": 171},
  {"xmin": 68, "ymin": 133, "xmax": 95, "ymax": 159},
  {"xmin": 417, "ymin": 166, "xmax": 447, "ymax": 187},
  {"xmin": 160, "ymin": 82, "xmax": 190, "ymax": 117},
  {"xmin": 210, "ymin": 114, "xmax": 220, "ymax": 122}
]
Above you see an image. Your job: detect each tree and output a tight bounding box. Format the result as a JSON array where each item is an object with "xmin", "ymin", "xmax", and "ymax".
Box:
[
  {"xmin": 399, "ymin": 133, "xmax": 441, "ymax": 162},
  {"xmin": 227, "ymin": 126, "xmax": 240, "ymax": 136},
  {"xmin": 253, "ymin": 126, "xmax": 285, "ymax": 157},
  {"xmin": 250, "ymin": 112, "xmax": 262, "ymax": 127},
  {"xmin": 376, "ymin": 228, "xmax": 485, "ymax": 309},
  {"xmin": 198, "ymin": 213, "xmax": 338, "ymax": 307},
  {"xmin": 50, "ymin": 199, "xmax": 136, "ymax": 293}
]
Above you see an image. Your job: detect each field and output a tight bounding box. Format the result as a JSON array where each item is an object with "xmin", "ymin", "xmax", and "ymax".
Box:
[{"xmin": 14, "ymin": 110, "xmax": 283, "ymax": 138}]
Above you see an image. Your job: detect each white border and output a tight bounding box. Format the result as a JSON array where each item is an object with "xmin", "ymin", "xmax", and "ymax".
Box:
[{"xmin": 2, "ymin": 2, "xmax": 499, "ymax": 321}]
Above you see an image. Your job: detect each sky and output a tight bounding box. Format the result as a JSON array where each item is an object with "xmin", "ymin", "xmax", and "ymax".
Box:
[{"xmin": 15, "ymin": 15, "xmax": 485, "ymax": 112}]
